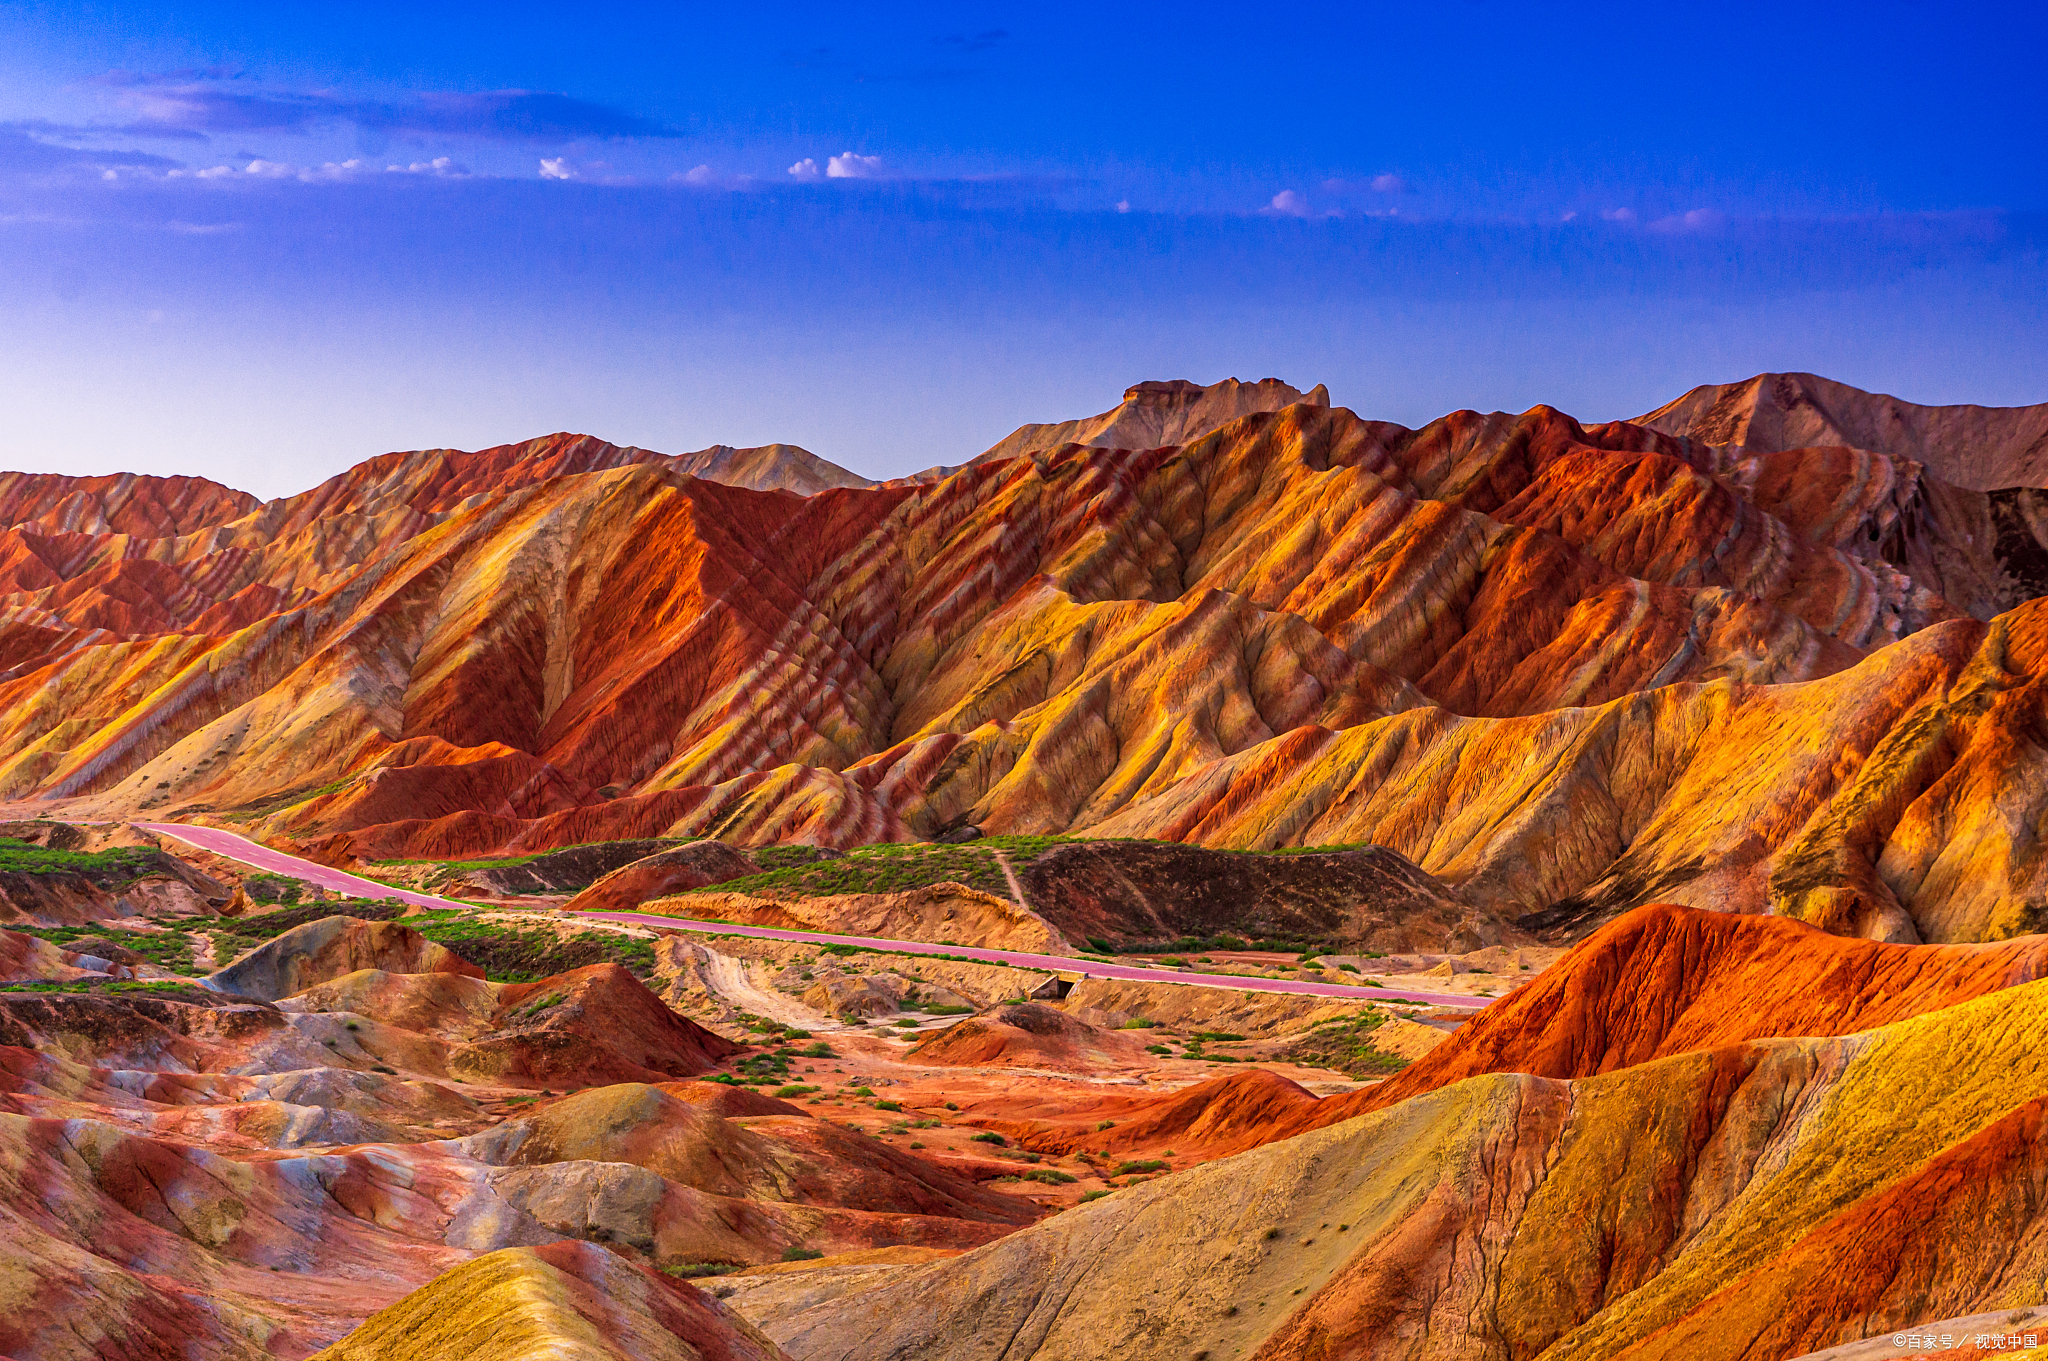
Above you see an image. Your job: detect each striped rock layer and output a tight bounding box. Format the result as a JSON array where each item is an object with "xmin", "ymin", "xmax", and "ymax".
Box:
[{"xmin": 6, "ymin": 386, "xmax": 2048, "ymax": 943}]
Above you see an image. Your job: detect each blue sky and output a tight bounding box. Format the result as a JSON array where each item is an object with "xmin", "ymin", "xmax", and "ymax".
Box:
[{"xmin": 2, "ymin": 1, "xmax": 2043, "ymax": 496}]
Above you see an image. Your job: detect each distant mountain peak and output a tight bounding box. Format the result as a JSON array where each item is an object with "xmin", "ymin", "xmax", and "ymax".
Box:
[{"xmin": 1637, "ymin": 371, "xmax": 2048, "ymax": 490}]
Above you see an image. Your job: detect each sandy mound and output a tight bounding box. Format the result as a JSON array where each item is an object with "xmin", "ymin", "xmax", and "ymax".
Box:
[
  {"xmin": 906, "ymin": 1002, "xmax": 1145, "ymax": 1072},
  {"xmin": 206, "ymin": 916, "xmax": 483, "ymax": 1001},
  {"xmin": 460, "ymin": 1082, "xmax": 789, "ymax": 1198},
  {"xmin": 284, "ymin": 967, "xmax": 505, "ymax": 1039},
  {"xmin": 984, "ymin": 1067, "xmax": 1322, "ymax": 1158},
  {"xmin": 447, "ymin": 964, "xmax": 739, "ymax": 1087},
  {"xmin": 463, "ymin": 1081, "xmax": 1038, "ymax": 1225},
  {"xmin": 565, "ymin": 841, "xmax": 763, "ymax": 913},
  {"xmin": 309, "ymin": 1242, "xmax": 792, "ymax": 1361},
  {"xmin": 650, "ymin": 881, "xmax": 1073, "ymax": 955},
  {"xmin": 656, "ymin": 1079, "xmax": 809, "ymax": 1119}
]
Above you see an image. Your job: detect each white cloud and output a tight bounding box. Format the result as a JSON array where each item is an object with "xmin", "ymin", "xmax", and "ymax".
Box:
[
  {"xmin": 826, "ymin": 151, "xmax": 882, "ymax": 178},
  {"xmin": 388, "ymin": 156, "xmax": 466, "ymax": 177},
  {"xmin": 1650, "ymin": 208, "xmax": 1727, "ymax": 233},
  {"xmin": 1115, "ymin": 199, "xmax": 1131, "ymax": 213},
  {"xmin": 1262, "ymin": 189, "xmax": 1311, "ymax": 217},
  {"xmin": 683, "ymin": 164, "xmax": 714, "ymax": 184},
  {"xmin": 1601, "ymin": 207, "xmax": 1637, "ymax": 223},
  {"xmin": 1369, "ymin": 173, "xmax": 1406, "ymax": 193},
  {"xmin": 539, "ymin": 157, "xmax": 579, "ymax": 180},
  {"xmin": 167, "ymin": 157, "xmax": 379, "ymax": 182},
  {"xmin": 788, "ymin": 157, "xmax": 820, "ymax": 179}
]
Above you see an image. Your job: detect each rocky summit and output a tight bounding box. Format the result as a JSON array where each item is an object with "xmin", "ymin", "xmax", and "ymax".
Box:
[{"xmin": 3, "ymin": 373, "xmax": 2048, "ymax": 1359}]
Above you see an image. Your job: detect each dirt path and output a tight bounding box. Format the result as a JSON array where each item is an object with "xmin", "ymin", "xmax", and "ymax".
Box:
[
  {"xmin": 680, "ymin": 943, "xmax": 841, "ymax": 1032},
  {"xmin": 994, "ymin": 849, "xmax": 1029, "ymax": 907}
]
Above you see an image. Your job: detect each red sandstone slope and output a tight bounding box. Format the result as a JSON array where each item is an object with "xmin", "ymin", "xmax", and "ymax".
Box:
[{"xmin": 5, "ymin": 380, "xmax": 2048, "ymax": 943}]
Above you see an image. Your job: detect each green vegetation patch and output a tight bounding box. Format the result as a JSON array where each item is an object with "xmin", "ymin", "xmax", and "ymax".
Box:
[
  {"xmin": 242, "ymin": 873, "xmax": 305, "ymax": 905},
  {"xmin": 13, "ymin": 924, "xmax": 199, "ymax": 974},
  {"xmin": 1279, "ymin": 1010, "xmax": 1411, "ymax": 1078},
  {"xmin": 0, "ymin": 979, "xmax": 219, "ymax": 1002},
  {"xmin": 405, "ymin": 911, "xmax": 657, "ymax": 982},
  {"xmin": 0, "ymin": 838, "xmax": 167, "ymax": 879},
  {"xmin": 673, "ymin": 835, "xmax": 1074, "ymax": 902},
  {"xmin": 211, "ymin": 902, "xmax": 659, "ymax": 984}
]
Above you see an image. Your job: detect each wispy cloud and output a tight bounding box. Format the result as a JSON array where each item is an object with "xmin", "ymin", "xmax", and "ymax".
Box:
[
  {"xmin": 1649, "ymin": 208, "xmax": 1727, "ymax": 233},
  {"xmin": 91, "ymin": 74, "xmax": 678, "ymax": 142},
  {"xmin": 0, "ymin": 125, "xmax": 184, "ymax": 176},
  {"xmin": 157, "ymin": 155, "xmax": 470, "ymax": 183}
]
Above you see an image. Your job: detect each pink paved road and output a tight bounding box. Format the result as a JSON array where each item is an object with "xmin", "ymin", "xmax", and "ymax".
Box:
[{"xmin": 139, "ymin": 822, "xmax": 1489, "ymax": 1011}]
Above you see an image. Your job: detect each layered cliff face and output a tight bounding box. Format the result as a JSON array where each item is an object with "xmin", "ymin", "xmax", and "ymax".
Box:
[{"xmin": 3, "ymin": 379, "xmax": 2046, "ymax": 944}]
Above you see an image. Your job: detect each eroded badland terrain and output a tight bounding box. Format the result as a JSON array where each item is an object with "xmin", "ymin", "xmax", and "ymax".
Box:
[{"xmin": 5, "ymin": 371, "xmax": 2048, "ymax": 1359}]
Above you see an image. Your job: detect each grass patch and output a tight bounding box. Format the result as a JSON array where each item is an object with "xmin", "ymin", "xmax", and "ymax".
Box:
[
  {"xmin": 670, "ymin": 835, "xmax": 1075, "ymax": 903},
  {"xmin": 779, "ymin": 1246, "xmax": 824, "ymax": 1262},
  {"xmin": 662, "ymin": 1263, "xmax": 742, "ymax": 1279},
  {"xmin": 0, "ymin": 838, "xmax": 167, "ymax": 879},
  {"xmin": 14, "ymin": 924, "xmax": 199, "ymax": 973},
  {"xmin": 1278, "ymin": 1011, "xmax": 1410, "ymax": 1078},
  {"xmin": 0, "ymin": 979, "xmax": 218, "ymax": 1002},
  {"xmin": 210, "ymin": 902, "xmax": 660, "ymax": 984}
]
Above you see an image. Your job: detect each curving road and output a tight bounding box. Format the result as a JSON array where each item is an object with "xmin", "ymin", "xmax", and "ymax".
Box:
[{"xmin": 139, "ymin": 822, "xmax": 1490, "ymax": 1011}]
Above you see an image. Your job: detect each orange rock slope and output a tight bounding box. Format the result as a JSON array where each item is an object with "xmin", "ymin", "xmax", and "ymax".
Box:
[
  {"xmin": 994, "ymin": 902, "xmax": 2048, "ymax": 1159},
  {"xmin": 4, "ymin": 377, "xmax": 2047, "ymax": 944}
]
